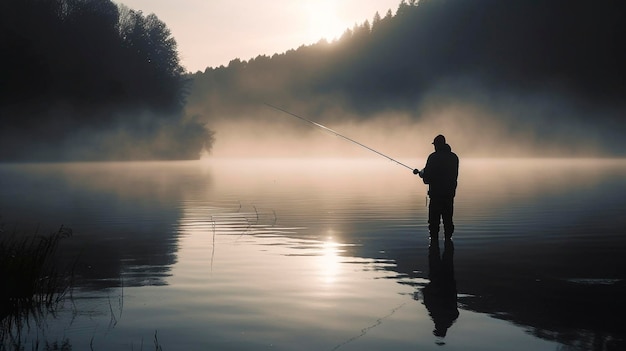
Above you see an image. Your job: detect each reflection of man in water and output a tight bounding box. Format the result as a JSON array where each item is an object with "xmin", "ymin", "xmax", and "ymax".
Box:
[
  {"xmin": 414, "ymin": 135, "xmax": 459, "ymax": 240},
  {"xmin": 422, "ymin": 239, "xmax": 458, "ymax": 339}
]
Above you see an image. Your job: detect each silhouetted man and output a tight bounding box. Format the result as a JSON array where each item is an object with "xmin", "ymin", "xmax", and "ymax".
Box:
[{"xmin": 414, "ymin": 135, "xmax": 459, "ymax": 240}]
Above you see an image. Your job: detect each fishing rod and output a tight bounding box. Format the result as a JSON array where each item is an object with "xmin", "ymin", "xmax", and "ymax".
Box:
[{"xmin": 265, "ymin": 103, "xmax": 418, "ymax": 173}]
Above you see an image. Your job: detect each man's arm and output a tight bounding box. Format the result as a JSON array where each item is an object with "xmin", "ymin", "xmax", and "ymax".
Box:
[{"xmin": 420, "ymin": 155, "xmax": 433, "ymax": 184}]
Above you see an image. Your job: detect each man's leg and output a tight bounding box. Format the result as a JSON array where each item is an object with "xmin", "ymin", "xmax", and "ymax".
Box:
[
  {"xmin": 442, "ymin": 197, "xmax": 455, "ymax": 239},
  {"xmin": 428, "ymin": 197, "xmax": 443, "ymax": 238}
]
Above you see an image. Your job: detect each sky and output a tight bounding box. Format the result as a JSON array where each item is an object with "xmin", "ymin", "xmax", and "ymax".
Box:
[{"xmin": 115, "ymin": 0, "xmax": 402, "ymax": 72}]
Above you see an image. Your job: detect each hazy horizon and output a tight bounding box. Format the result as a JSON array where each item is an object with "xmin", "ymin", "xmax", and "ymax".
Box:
[
  {"xmin": 201, "ymin": 87, "xmax": 621, "ymax": 159},
  {"xmin": 2, "ymin": 0, "xmax": 624, "ymax": 162}
]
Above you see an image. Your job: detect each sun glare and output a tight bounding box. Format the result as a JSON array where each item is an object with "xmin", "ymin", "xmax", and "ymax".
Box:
[
  {"xmin": 318, "ymin": 236, "xmax": 341, "ymax": 284},
  {"xmin": 305, "ymin": 1, "xmax": 346, "ymax": 42}
]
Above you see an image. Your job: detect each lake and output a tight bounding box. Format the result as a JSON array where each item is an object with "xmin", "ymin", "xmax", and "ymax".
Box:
[{"xmin": 1, "ymin": 158, "xmax": 625, "ymax": 350}]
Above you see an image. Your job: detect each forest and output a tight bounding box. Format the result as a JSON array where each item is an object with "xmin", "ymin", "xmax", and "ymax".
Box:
[
  {"xmin": 2, "ymin": 0, "xmax": 625, "ymax": 160},
  {"xmin": 187, "ymin": 0, "xmax": 626, "ymax": 156},
  {"xmin": 0, "ymin": 0, "xmax": 213, "ymax": 161}
]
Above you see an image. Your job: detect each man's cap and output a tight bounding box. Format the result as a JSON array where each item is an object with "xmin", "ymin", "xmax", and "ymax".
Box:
[{"xmin": 432, "ymin": 134, "xmax": 446, "ymax": 145}]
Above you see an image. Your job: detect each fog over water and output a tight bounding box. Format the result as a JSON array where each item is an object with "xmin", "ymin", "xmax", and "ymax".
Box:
[
  {"xmin": 3, "ymin": 0, "xmax": 624, "ymax": 161},
  {"xmin": 207, "ymin": 87, "xmax": 619, "ymax": 159},
  {"xmin": 1, "ymin": 159, "xmax": 625, "ymax": 350}
]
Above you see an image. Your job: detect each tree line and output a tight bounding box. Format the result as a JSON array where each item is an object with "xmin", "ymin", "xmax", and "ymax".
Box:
[
  {"xmin": 0, "ymin": 0, "xmax": 213, "ymax": 161},
  {"xmin": 186, "ymin": 0, "xmax": 626, "ymax": 149},
  {"xmin": 2, "ymin": 0, "xmax": 624, "ymax": 160}
]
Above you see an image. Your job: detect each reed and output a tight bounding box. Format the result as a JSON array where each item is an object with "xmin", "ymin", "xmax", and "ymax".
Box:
[
  {"xmin": 1, "ymin": 225, "xmax": 165, "ymax": 350},
  {"xmin": 0, "ymin": 225, "xmax": 73, "ymax": 344}
]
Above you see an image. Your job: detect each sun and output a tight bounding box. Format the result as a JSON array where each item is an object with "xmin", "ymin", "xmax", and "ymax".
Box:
[{"xmin": 305, "ymin": 1, "xmax": 347, "ymax": 42}]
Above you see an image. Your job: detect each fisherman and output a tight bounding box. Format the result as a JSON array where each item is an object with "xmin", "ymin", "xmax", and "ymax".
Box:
[{"xmin": 414, "ymin": 135, "xmax": 459, "ymax": 240}]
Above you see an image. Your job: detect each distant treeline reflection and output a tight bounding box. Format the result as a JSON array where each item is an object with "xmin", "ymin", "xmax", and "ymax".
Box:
[{"xmin": 0, "ymin": 0, "xmax": 213, "ymax": 161}]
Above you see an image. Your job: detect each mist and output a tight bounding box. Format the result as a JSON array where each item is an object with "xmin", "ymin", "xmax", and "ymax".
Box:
[
  {"xmin": 202, "ymin": 81, "xmax": 619, "ymax": 160},
  {"xmin": 2, "ymin": 0, "xmax": 624, "ymax": 161},
  {"xmin": 189, "ymin": 0, "xmax": 626, "ymax": 160},
  {"xmin": 0, "ymin": 0, "xmax": 213, "ymax": 162}
]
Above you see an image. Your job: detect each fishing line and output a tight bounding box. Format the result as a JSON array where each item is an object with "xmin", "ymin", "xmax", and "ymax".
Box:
[
  {"xmin": 265, "ymin": 103, "xmax": 417, "ymax": 172},
  {"xmin": 330, "ymin": 302, "xmax": 407, "ymax": 351}
]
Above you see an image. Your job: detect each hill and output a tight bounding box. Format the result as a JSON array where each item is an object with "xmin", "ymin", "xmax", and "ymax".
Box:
[
  {"xmin": 187, "ymin": 0, "xmax": 626, "ymax": 157},
  {"xmin": 0, "ymin": 0, "xmax": 214, "ymax": 161}
]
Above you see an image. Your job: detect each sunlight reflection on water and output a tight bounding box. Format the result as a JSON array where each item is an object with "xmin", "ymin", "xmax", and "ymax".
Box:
[{"xmin": 1, "ymin": 158, "xmax": 625, "ymax": 350}]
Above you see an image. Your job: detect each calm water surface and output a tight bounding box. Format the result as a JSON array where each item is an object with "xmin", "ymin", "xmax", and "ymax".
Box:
[{"xmin": 1, "ymin": 158, "xmax": 625, "ymax": 350}]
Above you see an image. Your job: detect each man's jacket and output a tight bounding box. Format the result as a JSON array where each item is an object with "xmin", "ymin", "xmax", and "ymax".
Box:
[{"xmin": 421, "ymin": 144, "xmax": 459, "ymax": 198}]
